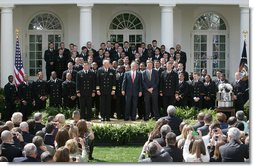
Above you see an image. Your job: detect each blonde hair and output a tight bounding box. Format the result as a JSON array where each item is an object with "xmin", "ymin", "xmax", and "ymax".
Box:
[
  {"xmin": 182, "ymin": 125, "xmax": 193, "ymax": 139},
  {"xmin": 68, "ymin": 124, "xmax": 79, "ymax": 139},
  {"xmin": 55, "ymin": 113, "xmax": 65, "ymax": 125},
  {"xmin": 190, "ymin": 138, "xmax": 206, "ymax": 159},
  {"xmin": 65, "ymin": 139, "xmax": 79, "ymax": 154}
]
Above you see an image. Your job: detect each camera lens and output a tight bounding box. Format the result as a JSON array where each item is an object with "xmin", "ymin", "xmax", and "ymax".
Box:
[
  {"xmin": 214, "ymin": 129, "xmax": 218, "ymax": 133},
  {"xmin": 72, "ymin": 157, "xmax": 76, "ymax": 161}
]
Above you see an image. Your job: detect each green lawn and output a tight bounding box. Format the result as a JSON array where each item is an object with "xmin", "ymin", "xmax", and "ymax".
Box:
[{"xmin": 90, "ymin": 146, "xmax": 143, "ymax": 162}]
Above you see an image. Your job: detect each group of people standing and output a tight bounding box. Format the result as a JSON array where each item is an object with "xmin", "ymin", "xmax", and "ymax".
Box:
[{"xmin": 3, "ymin": 40, "xmax": 248, "ymax": 122}]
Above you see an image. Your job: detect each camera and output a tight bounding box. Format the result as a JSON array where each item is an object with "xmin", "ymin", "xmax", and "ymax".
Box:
[
  {"xmin": 215, "ymin": 135, "xmax": 219, "ymax": 141},
  {"xmin": 214, "ymin": 129, "xmax": 218, "ymax": 133},
  {"xmin": 72, "ymin": 157, "xmax": 76, "ymax": 162}
]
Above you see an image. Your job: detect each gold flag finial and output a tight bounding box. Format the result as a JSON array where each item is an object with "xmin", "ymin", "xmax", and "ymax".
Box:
[
  {"xmin": 16, "ymin": 29, "xmax": 20, "ymax": 38},
  {"xmin": 242, "ymin": 30, "xmax": 248, "ymax": 40}
]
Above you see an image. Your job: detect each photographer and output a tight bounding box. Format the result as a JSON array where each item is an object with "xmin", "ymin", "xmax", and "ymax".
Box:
[
  {"xmin": 138, "ymin": 135, "xmax": 173, "ymax": 162},
  {"xmin": 65, "ymin": 138, "xmax": 88, "ymax": 162}
]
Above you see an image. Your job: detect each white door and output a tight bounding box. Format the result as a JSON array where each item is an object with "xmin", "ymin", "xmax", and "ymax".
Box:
[
  {"xmin": 192, "ymin": 31, "xmax": 228, "ymax": 78},
  {"xmin": 28, "ymin": 31, "xmax": 62, "ymax": 80}
]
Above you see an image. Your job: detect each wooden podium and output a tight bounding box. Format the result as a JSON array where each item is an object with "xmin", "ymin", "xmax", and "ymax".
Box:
[{"xmin": 215, "ymin": 107, "xmax": 235, "ymax": 116}]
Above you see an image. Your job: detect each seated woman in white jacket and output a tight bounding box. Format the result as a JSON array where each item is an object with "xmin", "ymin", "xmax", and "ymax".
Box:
[{"xmin": 183, "ymin": 131, "xmax": 210, "ymax": 162}]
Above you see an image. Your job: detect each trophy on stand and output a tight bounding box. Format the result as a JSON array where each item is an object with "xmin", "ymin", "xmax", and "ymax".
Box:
[{"xmin": 216, "ymin": 83, "xmax": 234, "ymax": 108}]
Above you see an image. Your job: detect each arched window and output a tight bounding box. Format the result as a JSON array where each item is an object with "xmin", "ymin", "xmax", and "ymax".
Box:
[
  {"xmin": 109, "ymin": 13, "xmax": 144, "ymax": 46},
  {"xmin": 192, "ymin": 12, "xmax": 228, "ymax": 77},
  {"xmin": 28, "ymin": 13, "xmax": 62, "ymax": 30},
  {"xmin": 193, "ymin": 12, "xmax": 226, "ymax": 30}
]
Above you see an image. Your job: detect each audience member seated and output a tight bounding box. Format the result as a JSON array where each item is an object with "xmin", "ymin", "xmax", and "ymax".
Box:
[
  {"xmin": 219, "ymin": 127, "xmax": 249, "ymax": 162},
  {"xmin": 197, "ymin": 113, "xmax": 212, "ymax": 136},
  {"xmin": 235, "ymin": 110, "xmax": 249, "ymax": 133},
  {"xmin": 70, "ymin": 110, "xmax": 81, "ymax": 126},
  {"xmin": 27, "ymin": 119, "xmax": 36, "ymax": 135},
  {"xmin": 65, "ymin": 139, "xmax": 88, "ymax": 162},
  {"xmin": 138, "ymin": 140, "xmax": 173, "ymax": 162},
  {"xmin": 19, "ymin": 121, "xmax": 35, "ymax": 143},
  {"xmin": 34, "ymin": 112, "xmax": 45, "ymax": 132},
  {"xmin": 0, "ymin": 130, "xmax": 23, "ymax": 162},
  {"xmin": 153, "ymin": 124, "xmax": 171, "ymax": 147},
  {"xmin": 13, "ymin": 143, "xmax": 39, "ymax": 162},
  {"xmin": 32, "ymin": 136, "xmax": 54, "ymax": 161},
  {"xmin": 176, "ymin": 121, "xmax": 187, "ymax": 141},
  {"xmin": 161, "ymin": 105, "xmax": 182, "ymax": 136},
  {"xmin": 222, "ymin": 116, "xmax": 244, "ymax": 135},
  {"xmin": 54, "ymin": 114, "xmax": 66, "ymax": 128},
  {"xmin": 5, "ymin": 121, "xmax": 14, "ymax": 131},
  {"xmin": 53, "ymin": 146, "xmax": 70, "ymax": 162},
  {"xmin": 40, "ymin": 151, "xmax": 53, "ymax": 162},
  {"xmin": 44, "ymin": 123, "xmax": 55, "ymax": 147},
  {"xmin": 163, "ymin": 132, "xmax": 183, "ymax": 162},
  {"xmin": 54, "ymin": 128, "xmax": 70, "ymax": 149},
  {"xmin": 177, "ymin": 124, "xmax": 193, "ymax": 149},
  {"xmin": 192, "ymin": 112, "xmax": 205, "ymax": 131},
  {"xmin": 215, "ymin": 112, "xmax": 228, "ymax": 130},
  {"xmin": 11, "ymin": 112, "xmax": 23, "ymax": 127},
  {"xmin": 183, "ymin": 131, "xmax": 210, "ymax": 162},
  {"xmin": 76, "ymin": 119, "xmax": 94, "ymax": 160},
  {"xmin": 149, "ymin": 118, "xmax": 169, "ymax": 140}
]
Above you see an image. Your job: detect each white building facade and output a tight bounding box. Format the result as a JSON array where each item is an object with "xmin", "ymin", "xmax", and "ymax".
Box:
[{"xmin": 0, "ymin": 0, "xmax": 249, "ymax": 87}]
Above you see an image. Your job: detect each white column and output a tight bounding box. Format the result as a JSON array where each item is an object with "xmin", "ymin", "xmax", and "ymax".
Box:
[
  {"xmin": 240, "ymin": 5, "xmax": 249, "ymax": 61},
  {"xmin": 78, "ymin": 4, "xmax": 93, "ymax": 48},
  {"xmin": 160, "ymin": 4, "xmax": 175, "ymax": 50},
  {"xmin": 1, "ymin": 5, "xmax": 14, "ymax": 88}
]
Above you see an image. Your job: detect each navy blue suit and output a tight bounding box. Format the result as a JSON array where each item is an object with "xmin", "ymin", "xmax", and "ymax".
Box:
[
  {"xmin": 142, "ymin": 69, "xmax": 160, "ymax": 120},
  {"xmin": 122, "ymin": 71, "xmax": 142, "ymax": 120}
]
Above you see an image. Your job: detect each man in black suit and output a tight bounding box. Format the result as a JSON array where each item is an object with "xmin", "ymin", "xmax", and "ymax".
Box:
[
  {"xmin": 160, "ymin": 62, "xmax": 179, "ymax": 115},
  {"xmin": 94, "ymin": 48, "xmax": 104, "ymax": 68},
  {"xmin": 197, "ymin": 113, "xmax": 212, "ymax": 136},
  {"xmin": 174, "ymin": 44, "xmax": 187, "ymax": 70},
  {"xmin": 191, "ymin": 72, "xmax": 205, "ymax": 110},
  {"xmin": 59, "ymin": 42, "xmax": 71, "ymax": 60},
  {"xmin": 142, "ymin": 60, "xmax": 160, "ymax": 121},
  {"xmin": 0, "ymin": 130, "xmax": 23, "ymax": 162},
  {"xmin": 76, "ymin": 62, "xmax": 96, "ymax": 121},
  {"xmin": 164, "ymin": 132, "xmax": 183, "ymax": 162},
  {"xmin": 122, "ymin": 62, "xmax": 142, "ymax": 121},
  {"xmin": 19, "ymin": 122, "xmax": 34, "ymax": 143},
  {"xmin": 232, "ymin": 72, "xmax": 248, "ymax": 111},
  {"xmin": 203, "ymin": 75, "xmax": 216, "ymax": 109},
  {"xmin": 55, "ymin": 48, "xmax": 68, "ymax": 79},
  {"xmin": 219, "ymin": 127, "xmax": 249, "ymax": 162},
  {"xmin": 123, "ymin": 41, "xmax": 134, "ymax": 62},
  {"xmin": 18, "ymin": 74, "xmax": 34, "ymax": 120},
  {"xmin": 152, "ymin": 48, "xmax": 162, "ymax": 61},
  {"xmin": 47, "ymin": 71, "xmax": 63, "ymax": 107},
  {"xmin": 13, "ymin": 143, "xmax": 39, "ymax": 162},
  {"xmin": 115, "ymin": 65, "xmax": 125, "ymax": 119},
  {"xmin": 62, "ymin": 72, "xmax": 77, "ymax": 109},
  {"xmin": 96, "ymin": 60, "xmax": 116, "ymax": 121},
  {"xmin": 175, "ymin": 72, "xmax": 189, "ymax": 107},
  {"xmin": 44, "ymin": 42, "xmax": 57, "ymax": 80},
  {"xmin": 33, "ymin": 72, "xmax": 48, "ymax": 111},
  {"xmin": 3, "ymin": 75, "xmax": 17, "ymax": 121},
  {"xmin": 62, "ymin": 62, "xmax": 77, "ymax": 82}
]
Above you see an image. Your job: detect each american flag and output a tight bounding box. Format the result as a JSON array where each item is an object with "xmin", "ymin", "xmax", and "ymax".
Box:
[{"xmin": 14, "ymin": 34, "xmax": 25, "ymax": 86}]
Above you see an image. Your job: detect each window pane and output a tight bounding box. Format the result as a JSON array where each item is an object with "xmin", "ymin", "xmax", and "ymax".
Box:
[
  {"xmin": 30, "ymin": 69, "xmax": 35, "ymax": 76},
  {"xmin": 30, "ymin": 44, "xmax": 35, "ymax": 51},
  {"xmin": 136, "ymin": 35, "xmax": 142, "ymax": 42},
  {"xmin": 28, "ymin": 13, "xmax": 62, "ymax": 30},
  {"xmin": 36, "ymin": 35, "xmax": 42, "ymax": 42},
  {"xmin": 30, "ymin": 35, "xmax": 35, "ymax": 42},
  {"xmin": 193, "ymin": 13, "xmax": 227, "ymax": 30},
  {"xmin": 109, "ymin": 13, "xmax": 143, "ymax": 30},
  {"xmin": 201, "ymin": 44, "xmax": 207, "ymax": 51},
  {"xmin": 30, "ymin": 52, "xmax": 35, "ymax": 59},
  {"xmin": 194, "ymin": 44, "xmax": 201, "ymax": 51},
  {"xmin": 30, "ymin": 61, "xmax": 35, "ymax": 68},
  {"xmin": 36, "ymin": 52, "xmax": 42, "ymax": 59}
]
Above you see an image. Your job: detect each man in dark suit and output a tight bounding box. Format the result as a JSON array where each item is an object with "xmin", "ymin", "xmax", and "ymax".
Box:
[
  {"xmin": 18, "ymin": 74, "xmax": 34, "ymax": 120},
  {"xmin": 47, "ymin": 71, "xmax": 63, "ymax": 107},
  {"xmin": 44, "ymin": 42, "xmax": 57, "ymax": 81},
  {"xmin": 192, "ymin": 112, "xmax": 205, "ymax": 131},
  {"xmin": 13, "ymin": 143, "xmax": 39, "ymax": 162},
  {"xmin": 123, "ymin": 41, "xmax": 134, "ymax": 62},
  {"xmin": 0, "ymin": 130, "xmax": 23, "ymax": 162},
  {"xmin": 20, "ymin": 122, "xmax": 34, "ymax": 143},
  {"xmin": 122, "ymin": 62, "xmax": 142, "ymax": 121},
  {"xmin": 191, "ymin": 72, "xmax": 205, "ymax": 110},
  {"xmin": 197, "ymin": 113, "xmax": 212, "ymax": 136},
  {"xmin": 175, "ymin": 72, "xmax": 189, "ymax": 107},
  {"xmin": 62, "ymin": 62, "xmax": 77, "ymax": 82},
  {"xmin": 232, "ymin": 72, "xmax": 248, "ymax": 111},
  {"xmin": 174, "ymin": 44, "xmax": 187, "ymax": 70},
  {"xmin": 152, "ymin": 48, "xmax": 162, "ymax": 61},
  {"xmin": 58, "ymin": 42, "xmax": 71, "ymax": 60},
  {"xmin": 137, "ymin": 63, "xmax": 146, "ymax": 119},
  {"xmin": 142, "ymin": 60, "xmax": 160, "ymax": 121},
  {"xmin": 160, "ymin": 62, "xmax": 179, "ymax": 115},
  {"xmin": 161, "ymin": 105, "xmax": 182, "ymax": 136},
  {"xmin": 164, "ymin": 132, "xmax": 183, "ymax": 162},
  {"xmin": 203, "ymin": 75, "xmax": 216, "ymax": 109},
  {"xmin": 33, "ymin": 72, "xmax": 48, "ymax": 111},
  {"xmin": 94, "ymin": 48, "xmax": 104, "ymax": 68},
  {"xmin": 55, "ymin": 48, "xmax": 68, "ymax": 79},
  {"xmin": 3, "ymin": 75, "xmax": 17, "ymax": 121},
  {"xmin": 62, "ymin": 72, "xmax": 77, "ymax": 109},
  {"xmin": 219, "ymin": 127, "xmax": 249, "ymax": 162},
  {"xmin": 76, "ymin": 62, "xmax": 96, "ymax": 121},
  {"xmin": 138, "ymin": 140, "xmax": 173, "ymax": 162},
  {"xmin": 96, "ymin": 60, "xmax": 116, "ymax": 121}
]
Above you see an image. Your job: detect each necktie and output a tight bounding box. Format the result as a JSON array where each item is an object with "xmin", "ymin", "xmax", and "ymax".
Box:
[{"xmin": 132, "ymin": 72, "xmax": 135, "ymax": 83}]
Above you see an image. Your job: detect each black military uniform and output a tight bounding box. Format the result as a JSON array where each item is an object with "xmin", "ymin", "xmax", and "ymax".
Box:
[
  {"xmin": 175, "ymin": 80, "xmax": 189, "ymax": 107},
  {"xmin": 160, "ymin": 70, "xmax": 179, "ymax": 115},
  {"xmin": 62, "ymin": 70, "xmax": 77, "ymax": 82},
  {"xmin": 33, "ymin": 79, "xmax": 48, "ymax": 111},
  {"xmin": 74, "ymin": 64, "xmax": 83, "ymax": 72},
  {"xmin": 18, "ymin": 81, "xmax": 34, "ymax": 120},
  {"xmin": 55, "ymin": 55, "xmax": 68, "ymax": 79},
  {"xmin": 191, "ymin": 80, "xmax": 205, "ymax": 110},
  {"xmin": 3, "ymin": 82, "xmax": 17, "ymax": 121},
  {"xmin": 44, "ymin": 49, "xmax": 57, "ymax": 80},
  {"xmin": 76, "ymin": 70, "xmax": 96, "ymax": 121},
  {"xmin": 96, "ymin": 67, "xmax": 116, "ymax": 121},
  {"xmin": 232, "ymin": 80, "xmax": 248, "ymax": 111},
  {"xmin": 47, "ymin": 78, "xmax": 63, "ymax": 107},
  {"xmin": 203, "ymin": 81, "xmax": 216, "ymax": 109},
  {"xmin": 91, "ymin": 69, "xmax": 100, "ymax": 118},
  {"xmin": 115, "ymin": 71, "xmax": 125, "ymax": 119},
  {"xmin": 62, "ymin": 80, "xmax": 77, "ymax": 109}
]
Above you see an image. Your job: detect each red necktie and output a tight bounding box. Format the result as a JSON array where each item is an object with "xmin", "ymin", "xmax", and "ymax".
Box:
[{"xmin": 132, "ymin": 72, "xmax": 135, "ymax": 83}]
